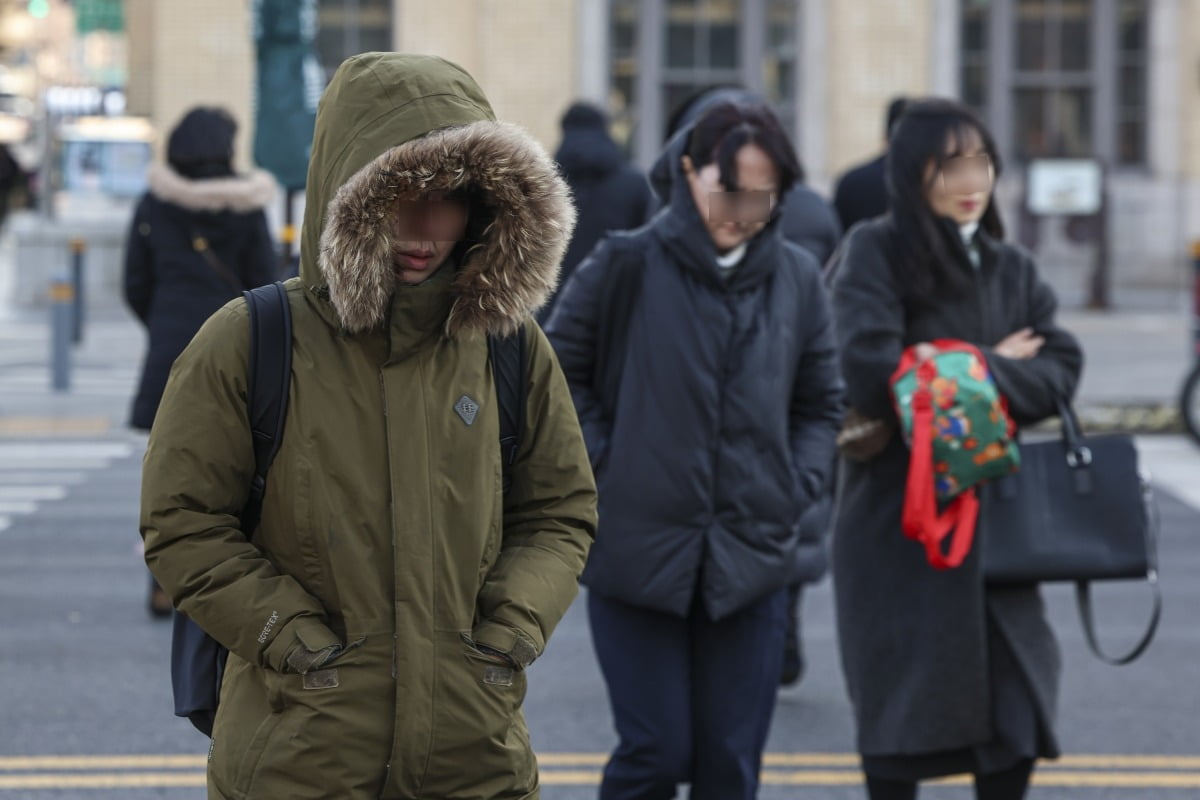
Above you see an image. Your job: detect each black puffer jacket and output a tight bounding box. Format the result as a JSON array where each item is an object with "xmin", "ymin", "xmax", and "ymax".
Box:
[
  {"xmin": 124, "ymin": 165, "xmax": 276, "ymax": 430},
  {"xmin": 546, "ymin": 130, "xmax": 844, "ymax": 620}
]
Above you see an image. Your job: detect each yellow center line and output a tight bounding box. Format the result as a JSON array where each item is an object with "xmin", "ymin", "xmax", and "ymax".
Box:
[
  {"xmin": 0, "ymin": 755, "xmax": 205, "ymax": 771},
  {"xmin": 1, "ymin": 769, "xmax": 1200, "ymax": 790},
  {"xmin": 0, "ymin": 772, "xmax": 206, "ymax": 790},
  {"xmin": 5, "ymin": 752, "xmax": 1200, "ymax": 772},
  {"xmin": 4, "ymin": 754, "xmax": 1200, "ymax": 792},
  {"xmin": 538, "ymin": 753, "xmax": 1200, "ymax": 770}
]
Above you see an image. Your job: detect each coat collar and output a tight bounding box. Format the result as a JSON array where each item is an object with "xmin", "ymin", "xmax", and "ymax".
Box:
[{"xmin": 147, "ymin": 164, "xmax": 275, "ymax": 213}]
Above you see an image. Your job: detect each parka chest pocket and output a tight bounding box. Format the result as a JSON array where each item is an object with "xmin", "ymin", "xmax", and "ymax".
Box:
[
  {"xmin": 477, "ymin": 461, "xmax": 504, "ymax": 583},
  {"xmin": 274, "ymin": 456, "xmax": 338, "ymax": 604}
]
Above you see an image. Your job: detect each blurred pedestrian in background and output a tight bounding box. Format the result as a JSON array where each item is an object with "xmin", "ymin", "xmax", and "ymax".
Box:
[
  {"xmin": 540, "ymin": 101, "xmax": 654, "ymax": 323},
  {"xmin": 123, "ymin": 106, "xmax": 276, "ymax": 617},
  {"xmin": 0, "ymin": 143, "xmax": 23, "ymax": 229},
  {"xmin": 830, "ymin": 98, "xmax": 1082, "ymax": 800},
  {"xmin": 832, "ymin": 96, "xmax": 909, "ymax": 233},
  {"xmin": 547, "ymin": 99, "xmax": 842, "ymax": 800},
  {"xmin": 667, "ymin": 85, "xmax": 841, "ymax": 688}
]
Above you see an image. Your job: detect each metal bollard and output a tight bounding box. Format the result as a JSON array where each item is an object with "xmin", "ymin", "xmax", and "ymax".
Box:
[
  {"xmin": 49, "ymin": 275, "xmax": 73, "ymax": 392},
  {"xmin": 70, "ymin": 237, "xmax": 86, "ymax": 344},
  {"xmin": 1192, "ymin": 240, "xmax": 1200, "ymax": 359}
]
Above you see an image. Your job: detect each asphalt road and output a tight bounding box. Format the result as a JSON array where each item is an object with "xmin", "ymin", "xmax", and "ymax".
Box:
[{"xmin": 1, "ymin": 433, "xmax": 1197, "ymax": 799}]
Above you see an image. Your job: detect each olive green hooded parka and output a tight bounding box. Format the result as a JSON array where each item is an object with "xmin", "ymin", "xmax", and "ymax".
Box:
[{"xmin": 140, "ymin": 53, "xmax": 596, "ymax": 800}]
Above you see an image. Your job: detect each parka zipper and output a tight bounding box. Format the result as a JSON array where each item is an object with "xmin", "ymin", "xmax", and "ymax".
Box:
[
  {"xmin": 708, "ymin": 291, "xmax": 741, "ymax": 528},
  {"xmin": 379, "ymin": 370, "xmax": 399, "ymax": 681},
  {"xmin": 379, "ymin": 369, "xmax": 401, "ymax": 793}
]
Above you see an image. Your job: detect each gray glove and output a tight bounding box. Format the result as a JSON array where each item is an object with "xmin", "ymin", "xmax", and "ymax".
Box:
[{"xmin": 286, "ymin": 642, "xmax": 342, "ymax": 675}]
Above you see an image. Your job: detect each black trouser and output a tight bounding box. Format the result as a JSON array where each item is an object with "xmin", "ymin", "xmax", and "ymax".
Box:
[
  {"xmin": 865, "ymin": 760, "xmax": 1035, "ymax": 800},
  {"xmin": 589, "ymin": 589, "xmax": 788, "ymax": 800}
]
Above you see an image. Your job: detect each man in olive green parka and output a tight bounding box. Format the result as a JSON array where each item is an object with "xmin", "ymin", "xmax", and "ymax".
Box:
[{"xmin": 140, "ymin": 53, "xmax": 596, "ymax": 800}]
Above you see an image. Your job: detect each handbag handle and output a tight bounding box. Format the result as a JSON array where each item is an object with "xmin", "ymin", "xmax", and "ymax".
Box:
[
  {"xmin": 1055, "ymin": 398, "xmax": 1092, "ymax": 468},
  {"xmin": 1076, "ymin": 577, "xmax": 1162, "ymax": 666},
  {"xmin": 1072, "ymin": 434, "xmax": 1162, "ymax": 666}
]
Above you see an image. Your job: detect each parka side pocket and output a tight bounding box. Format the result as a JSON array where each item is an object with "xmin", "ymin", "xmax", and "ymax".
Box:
[{"xmin": 209, "ymin": 662, "xmax": 286, "ymax": 798}]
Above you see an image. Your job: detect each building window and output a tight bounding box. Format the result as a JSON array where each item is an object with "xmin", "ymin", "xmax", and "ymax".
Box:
[
  {"xmin": 662, "ymin": 0, "xmax": 743, "ymax": 135},
  {"xmin": 763, "ymin": 0, "xmax": 799, "ymax": 134},
  {"xmin": 958, "ymin": 0, "xmax": 1149, "ymax": 167},
  {"xmin": 607, "ymin": 0, "xmax": 800, "ymax": 164},
  {"xmin": 1115, "ymin": 0, "xmax": 1148, "ymax": 165},
  {"xmin": 961, "ymin": 0, "xmax": 990, "ymax": 109},
  {"xmin": 316, "ymin": 0, "xmax": 393, "ymax": 82},
  {"xmin": 609, "ymin": 0, "xmax": 640, "ymax": 153}
]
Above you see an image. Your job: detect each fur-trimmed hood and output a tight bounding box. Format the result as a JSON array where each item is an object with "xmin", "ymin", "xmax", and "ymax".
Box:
[
  {"xmin": 303, "ymin": 53, "xmax": 575, "ymax": 337},
  {"xmin": 147, "ymin": 163, "xmax": 275, "ymax": 213}
]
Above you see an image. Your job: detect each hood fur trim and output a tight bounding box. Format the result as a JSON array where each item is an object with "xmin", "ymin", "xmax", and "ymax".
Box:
[
  {"xmin": 318, "ymin": 121, "xmax": 575, "ymax": 337},
  {"xmin": 147, "ymin": 164, "xmax": 276, "ymax": 213}
]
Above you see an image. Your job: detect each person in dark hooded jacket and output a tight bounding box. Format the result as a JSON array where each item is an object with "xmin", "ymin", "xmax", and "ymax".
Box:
[
  {"xmin": 540, "ymin": 102, "xmax": 653, "ymax": 322},
  {"xmin": 667, "ymin": 85, "xmax": 842, "ymax": 688},
  {"xmin": 546, "ymin": 100, "xmax": 843, "ymax": 800},
  {"xmin": 123, "ymin": 106, "xmax": 276, "ymax": 617}
]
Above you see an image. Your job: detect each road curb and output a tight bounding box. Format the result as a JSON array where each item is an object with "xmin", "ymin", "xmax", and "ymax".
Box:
[{"xmin": 1075, "ymin": 404, "xmax": 1184, "ymax": 434}]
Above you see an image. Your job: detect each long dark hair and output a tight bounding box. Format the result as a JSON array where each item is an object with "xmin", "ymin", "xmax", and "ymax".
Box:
[
  {"xmin": 687, "ymin": 101, "xmax": 804, "ymax": 196},
  {"xmin": 886, "ymin": 98, "xmax": 1004, "ymax": 300}
]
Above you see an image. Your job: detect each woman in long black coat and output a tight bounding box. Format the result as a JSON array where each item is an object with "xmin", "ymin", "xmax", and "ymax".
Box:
[
  {"xmin": 546, "ymin": 101, "xmax": 843, "ymax": 800},
  {"xmin": 831, "ymin": 99, "xmax": 1083, "ymax": 800},
  {"xmin": 123, "ymin": 107, "xmax": 276, "ymax": 615}
]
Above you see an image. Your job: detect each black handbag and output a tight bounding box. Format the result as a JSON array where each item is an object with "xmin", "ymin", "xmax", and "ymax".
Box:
[{"xmin": 980, "ymin": 400, "xmax": 1161, "ymax": 665}]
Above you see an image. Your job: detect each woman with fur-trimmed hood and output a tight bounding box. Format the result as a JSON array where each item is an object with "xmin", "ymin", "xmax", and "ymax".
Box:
[
  {"xmin": 124, "ymin": 106, "xmax": 277, "ymax": 434},
  {"xmin": 139, "ymin": 54, "xmax": 596, "ymax": 799},
  {"xmin": 124, "ymin": 106, "xmax": 276, "ymax": 618}
]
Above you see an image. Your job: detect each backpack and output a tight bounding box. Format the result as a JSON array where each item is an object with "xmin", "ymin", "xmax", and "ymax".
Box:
[
  {"xmin": 170, "ymin": 281, "xmax": 528, "ymax": 736},
  {"xmin": 890, "ymin": 340, "xmax": 1019, "ymax": 570}
]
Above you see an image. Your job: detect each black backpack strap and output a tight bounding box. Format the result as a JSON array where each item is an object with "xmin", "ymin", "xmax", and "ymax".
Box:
[
  {"xmin": 241, "ymin": 281, "xmax": 292, "ymax": 535},
  {"xmin": 594, "ymin": 234, "xmax": 647, "ymax": 415},
  {"xmin": 489, "ymin": 326, "xmax": 528, "ymax": 495}
]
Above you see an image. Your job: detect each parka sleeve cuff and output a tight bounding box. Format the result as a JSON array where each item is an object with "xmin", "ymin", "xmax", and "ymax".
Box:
[
  {"xmin": 261, "ymin": 615, "xmax": 341, "ymax": 673},
  {"xmin": 472, "ymin": 620, "xmax": 540, "ymax": 669}
]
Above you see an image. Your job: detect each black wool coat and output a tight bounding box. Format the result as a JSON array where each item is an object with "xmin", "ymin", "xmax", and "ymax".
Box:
[
  {"xmin": 831, "ymin": 217, "xmax": 1083, "ymax": 756},
  {"xmin": 546, "ymin": 141, "xmax": 844, "ymax": 620},
  {"xmin": 124, "ymin": 166, "xmax": 277, "ymax": 430},
  {"xmin": 833, "ymin": 154, "xmax": 888, "ymax": 233},
  {"xmin": 778, "ymin": 183, "xmax": 842, "ymax": 266}
]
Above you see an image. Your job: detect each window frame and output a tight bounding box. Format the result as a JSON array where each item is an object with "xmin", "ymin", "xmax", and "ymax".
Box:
[
  {"xmin": 614, "ymin": 0, "xmax": 801, "ymax": 167},
  {"xmin": 962, "ymin": 0, "xmax": 1149, "ymax": 171}
]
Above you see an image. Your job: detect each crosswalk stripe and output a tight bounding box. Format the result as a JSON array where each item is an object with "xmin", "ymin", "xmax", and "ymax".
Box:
[
  {"xmin": 0, "ymin": 471, "xmax": 88, "ymax": 485},
  {"xmin": 0, "ymin": 439, "xmax": 137, "ymax": 533},
  {"xmin": 0, "ymin": 443, "xmax": 133, "ymax": 459},
  {"xmin": 0, "ymin": 486, "xmax": 67, "ymax": 500}
]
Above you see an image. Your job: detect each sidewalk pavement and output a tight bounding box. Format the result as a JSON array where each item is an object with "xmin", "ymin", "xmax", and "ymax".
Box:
[{"xmin": 0, "ymin": 296, "xmax": 1193, "ymax": 436}]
